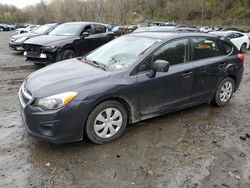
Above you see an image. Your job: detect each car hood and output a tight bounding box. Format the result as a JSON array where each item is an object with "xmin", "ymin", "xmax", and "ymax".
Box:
[
  {"xmin": 26, "ymin": 58, "xmax": 111, "ymax": 98},
  {"xmin": 11, "ymin": 32, "xmax": 40, "ymax": 40},
  {"xmin": 24, "ymin": 35, "xmax": 78, "ymax": 46}
]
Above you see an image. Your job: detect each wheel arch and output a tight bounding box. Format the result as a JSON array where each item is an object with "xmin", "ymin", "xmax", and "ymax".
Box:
[
  {"xmin": 86, "ymin": 96, "xmax": 136, "ymax": 126},
  {"xmin": 57, "ymin": 45, "xmax": 76, "ymax": 61}
]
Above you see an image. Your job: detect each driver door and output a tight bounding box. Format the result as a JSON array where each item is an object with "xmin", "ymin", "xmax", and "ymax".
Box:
[
  {"xmin": 75, "ymin": 25, "xmax": 96, "ymax": 56},
  {"xmin": 137, "ymin": 38, "xmax": 194, "ymax": 117}
]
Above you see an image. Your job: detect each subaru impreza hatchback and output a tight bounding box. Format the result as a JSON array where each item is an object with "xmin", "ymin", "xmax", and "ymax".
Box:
[{"xmin": 19, "ymin": 32, "xmax": 244, "ymax": 144}]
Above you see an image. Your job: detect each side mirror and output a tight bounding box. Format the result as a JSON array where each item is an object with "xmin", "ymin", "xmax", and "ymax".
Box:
[
  {"xmin": 81, "ymin": 32, "xmax": 89, "ymax": 38},
  {"xmin": 147, "ymin": 60, "xmax": 170, "ymax": 78}
]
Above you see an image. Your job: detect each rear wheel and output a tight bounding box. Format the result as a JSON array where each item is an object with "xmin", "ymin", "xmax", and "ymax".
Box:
[
  {"xmin": 61, "ymin": 49, "xmax": 75, "ymax": 60},
  {"xmin": 240, "ymin": 43, "xmax": 247, "ymax": 53},
  {"xmin": 213, "ymin": 77, "xmax": 235, "ymax": 107},
  {"xmin": 85, "ymin": 101, "xmax": 128, "ymax": 144}
]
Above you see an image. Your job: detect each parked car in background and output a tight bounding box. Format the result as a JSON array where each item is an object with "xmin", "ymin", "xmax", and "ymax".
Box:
[
  {"xmin": 0, "ymin": 24, "xmax": 11, "ymax": 31},
  {"xmin": 112, "ymin": 26, "xmax": 130, "ymax": 36},
  {"xmin": 23, "ymin": 22, "xmax": 115, "ymax": 64},
  {"xmin": 200, "ymin": 27, "xmax": 214, "ymax": 33},
  {"xmin": 210, "ymin": 31, "xmax": 250, "ymax": 52},
  {"xmin": 9, "ymin": 23, "xmax": 60, "ymax": 52},
  {"xmin": 19, "ymin": 32, "xmax": 244, "ymax": 144},
  {"xmin": 14, "ymin": 23, "xmax": 28, "ymax": 29},
  {"xmin": 175, "ymin": 25, "xmax": 200, "ymax": 32},
  {"xmin": 133, "ymin": 26, "xmax": 175, "ymax": 33},
  {"xmin": 8, "ymin": 24, "xmax": 15, "ymax": 30},
  {"xmin": 133, "ymin": 26, "xmax": 199, "ymax": 33},
  {"xmin": 16, "ymin": 25, "xmax": 40, "ymax": 34}
]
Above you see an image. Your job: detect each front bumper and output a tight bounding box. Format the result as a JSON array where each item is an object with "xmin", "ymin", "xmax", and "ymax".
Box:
[
  {"xmin": 20, "ymin": 104, "xmax": 85, "ymax": 143},
  {"xmin": 9, "ymin": 42, "xmax": 25, "ymax": 51},
  {"xmin": 24, "ymin": 51, "xmax": 56, "ymax": 64},
  {"xmin": 19, "ymin": 86, "xmax": 93, "ymax": 143}
]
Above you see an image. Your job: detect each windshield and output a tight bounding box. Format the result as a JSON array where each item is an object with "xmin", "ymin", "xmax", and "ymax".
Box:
[
  {"xmin": 32, "ymin": 24, "xmax": 53, "ymax": 34},
  {"xmin": 86, "ymin": 35, "xmax": 160, "ymax": 72},
  {"xmin": 49, "ymin": 24, "xmax": 82, "ymax": 36}
]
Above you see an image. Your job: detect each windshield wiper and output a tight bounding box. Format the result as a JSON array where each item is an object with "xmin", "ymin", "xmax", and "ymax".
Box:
[{"xmin": 83, "ymin": 58, "xmax": 107, "ymax": 71}]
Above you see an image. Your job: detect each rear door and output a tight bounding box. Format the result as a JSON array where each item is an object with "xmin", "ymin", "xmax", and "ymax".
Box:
[
  {"xmin": 137, "ymin": 38, "xmax": 194, "ymax": 117},
  {"xmin": 190, "ymin": 37, "xmax": 230, "ymax": 102}
]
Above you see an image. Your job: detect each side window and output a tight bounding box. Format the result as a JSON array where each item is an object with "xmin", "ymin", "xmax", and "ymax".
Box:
[
  {"xmin": 138, "ymin": 38, "xmax": 189, "ymax": 72},
  {"xmin": 235, "ymin": 32, "xmax": 244, "ymax": 38},
  {"xmin": 219, "ymin": 41, "xmax": 233, "ymax": 55},
  {"xmin": 82, "ymin": 25, "xmax": 94, "ymax": 34},
  {"xmin": 153, "ymin": 39, "xmax": 189, "ymax": 65},
  {"xmin": 93, "ymin": 25, "xmax": 107, "ymax": 34},
  {"xmin": 226, "ymin": 33, "xmax": 235, "ymax": 39},
  {"xmin": 192, "ymin": 37, "xmax": 220, "ymax": 60}
]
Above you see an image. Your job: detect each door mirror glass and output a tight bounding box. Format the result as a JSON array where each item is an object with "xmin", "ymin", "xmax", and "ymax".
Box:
[
  {"xmin": 147, "ymin": 60, "xmax": 169, "ymax": 78},
  {"xmin": 81, "ymin": 32, "xmax": 89, "ymax": 38},
  {"xmin": 152, "ymin": 59, "xmax": 170, "ymax": 72}
]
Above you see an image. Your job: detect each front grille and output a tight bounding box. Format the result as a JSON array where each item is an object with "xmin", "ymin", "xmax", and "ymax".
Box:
[
  {"xmin": 24, "ymin": 44, "xmax": 41, "ymax": 53},
  {"xmin": 19, "ymin": 83, "xmax": 33, "ymax": 108}
]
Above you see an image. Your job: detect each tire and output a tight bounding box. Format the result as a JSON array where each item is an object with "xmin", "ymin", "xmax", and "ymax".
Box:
[
  {"xmin": 240, "ymin": 43, "xmax": 247, "ymax": 53},
  {"xmin": 213, "ymin": 77, "xmax": 235, "ymax": 107},
  {"xmin": 86, "ymin": 100, "xmax": 128, "ymax": 144},
  {"xmin": 61, "ymin": 49, "xmax": 75, "ymax": 60}
]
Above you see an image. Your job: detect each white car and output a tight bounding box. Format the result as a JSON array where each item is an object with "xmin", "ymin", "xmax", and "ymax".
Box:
[
  {"xmin": 200, "ymin": 27, "xmax": 214, "ymax": 33},
  {"xmin": 16, "ymin": 25, "xmax": 39, "ymax": 34},
  {"xmin": 210, "ymin": 30, "xmax": 249, "ymax": 52}
]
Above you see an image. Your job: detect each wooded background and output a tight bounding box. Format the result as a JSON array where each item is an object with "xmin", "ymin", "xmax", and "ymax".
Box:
[{"xmin": 0, "ymin": 0, "xmax": 250, "ymax": 26}]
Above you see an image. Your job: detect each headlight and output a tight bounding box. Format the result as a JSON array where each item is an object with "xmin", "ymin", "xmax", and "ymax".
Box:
[
  {"xmin": 15, "ymin": 37, "xmax": 27, "ymax": 43},
  {"xmin": 34, "ymin": 92, "xmax": 77, "ymax": 110},
  {"xmin": 41, "ymin": 45, "xmax": 60, "ymax": 52}
]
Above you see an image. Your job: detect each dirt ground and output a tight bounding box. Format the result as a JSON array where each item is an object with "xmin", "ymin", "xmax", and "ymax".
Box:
[{"xmin": 0, "ymin": 31, "xmax": 250, "ymax": 188}]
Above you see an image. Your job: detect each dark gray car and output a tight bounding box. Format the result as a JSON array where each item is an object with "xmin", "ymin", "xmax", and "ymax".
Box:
[{"xmin": 19, "ymin": 32, "xmax": 244, "ymax": 144}]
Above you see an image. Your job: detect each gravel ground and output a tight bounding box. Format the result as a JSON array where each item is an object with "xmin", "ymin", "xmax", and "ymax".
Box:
[{"xmin": 0, "ymin": 31, "xmax": 250, "ymax": 188}]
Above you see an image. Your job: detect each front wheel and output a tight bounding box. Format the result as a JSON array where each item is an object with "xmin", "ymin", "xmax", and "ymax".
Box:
[
  {"xmin": 61, "ymin": 49, "xmax": 75, "ymax": 61},
  {"xmin": 86, "ymin": 101, "xmax": 128, "ymax": 144},
  {"xmin": 213, "ymin": 77, "xmax": 235, "ymax": 107}
]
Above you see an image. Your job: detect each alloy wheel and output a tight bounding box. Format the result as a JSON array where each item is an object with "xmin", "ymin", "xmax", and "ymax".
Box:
[{"xmin": 220, "ymin": 81, "xmax": 233, "ymax": 103}]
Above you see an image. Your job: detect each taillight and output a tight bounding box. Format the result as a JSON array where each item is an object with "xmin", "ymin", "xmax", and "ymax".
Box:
[{"xmin": 238, "ymin": 53, "xmax": 245, "ymax": 62}]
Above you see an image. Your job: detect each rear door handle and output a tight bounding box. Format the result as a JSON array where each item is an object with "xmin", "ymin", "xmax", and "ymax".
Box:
[{"xmin": 182, "ymin": 71, "xmax": 193, "ymax": 78}]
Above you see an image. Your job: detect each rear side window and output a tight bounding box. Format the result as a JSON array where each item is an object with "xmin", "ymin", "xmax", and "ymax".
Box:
[
  {"xmin": 235, "ymin": 32, "xmax": 244, "ymax": 38},
  {"xmin": 192, "ymin": 37, "xmax": 220, "ymax": 60},
  {"xmin": 93, "ymin": 25, "xmax": 107, "ymax": 34},
  {"xmin": 219, "ymin": 41, "xmax": 233, "ymax": 55}
]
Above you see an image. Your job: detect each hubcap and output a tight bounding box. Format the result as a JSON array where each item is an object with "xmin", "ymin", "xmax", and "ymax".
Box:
[
  {"xmin": 220, "ymin": 81, "xmax": 233, "ymax": 103},
  {"xmin": 94, "ymin": 108, "xmax": 123, "ymax": 138}
]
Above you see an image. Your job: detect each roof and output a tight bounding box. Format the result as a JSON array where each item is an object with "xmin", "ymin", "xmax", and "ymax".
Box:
[
  {"xmin": 129, "ymin": 32, "xmax": 219, "ymax": 40},
  {"xmin": 62, "ymin": 22, "xmax": 105, "ymax": 25}
]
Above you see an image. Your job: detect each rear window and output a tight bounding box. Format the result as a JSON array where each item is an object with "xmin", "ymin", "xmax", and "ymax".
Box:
[{"xmin": 192, "ymin": 37, "xmax": 221, "ymax": 60}]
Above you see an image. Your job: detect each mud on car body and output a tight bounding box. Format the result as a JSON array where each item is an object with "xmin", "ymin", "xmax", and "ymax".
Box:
[
  {"xmin": 23, "ymin": 22, "xmax": 115, "ymax": 64},
  {"xmin": 19, "ymin": 32, "xmax": 244, "ymax": 144}
]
